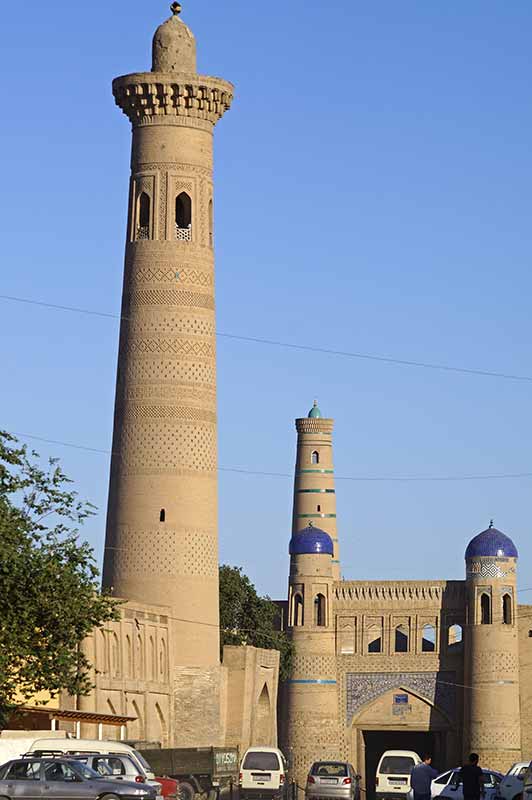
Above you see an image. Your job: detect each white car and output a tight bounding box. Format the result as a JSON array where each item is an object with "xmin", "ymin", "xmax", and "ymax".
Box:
[
  {"xmin": 375, "ymin": 750, "xmax": 421, "ymax": 800},
  {"xmin": 497, "ymin": 763, "xmax": 529, "ymax": 800},
  {"xmin": 432, "ymin": 770, "xmax": 458, "ymax": 798},
  {"xmin": 437, "ymin": 768, "xmax": 503, "ymax": 800}
]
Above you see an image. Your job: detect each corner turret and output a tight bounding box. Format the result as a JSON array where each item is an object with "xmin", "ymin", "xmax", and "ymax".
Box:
[{"xmin": 464, "ymin": 522, "xmax": 521, "ymax": 771}]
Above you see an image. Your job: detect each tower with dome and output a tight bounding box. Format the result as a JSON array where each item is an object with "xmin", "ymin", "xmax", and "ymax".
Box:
[{"xmin": 464, "ymin": 525, "xmax": 521, "ymax": 770}]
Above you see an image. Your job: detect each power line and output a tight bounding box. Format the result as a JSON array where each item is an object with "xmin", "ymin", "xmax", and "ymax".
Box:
[
  {"xmin": 2, "ymin": 292, "xmax": 532, "ymax": 383},
  {"xmin": 107, "ymin": 611, "xmax": 532, "ymax": 696},
  {"xmin": 11, "ymin": 431, "xmax": 532, "ymax": 483}
]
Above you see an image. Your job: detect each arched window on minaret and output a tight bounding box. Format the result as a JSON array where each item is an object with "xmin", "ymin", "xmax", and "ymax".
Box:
[
  {"xmin": 480, "ymin": 593, "xmax": 491, "ymax": 625},
  {"xmin": 293, "ymin": 594, "xmax": 304, "ymax": 626},
  {"xmin": 160, "ymin": 509, "xmax": 166, "ymax": 523},
  {"xmin": 136, "ymin": 192, "xmax": 151, "ymax": 240},
  {"xmin": 176, "ymin": 192, "xmax": 192, "ymax": 240},
  {"xmin": 208, "ymin": 198, "xmax": 213, "ymax": 247},
  {"xmin": 314, "ymin": 594, "xmax": 326, "ymax": 627},
  {"xmin": 311, "ymin": 450, "xmax": 320, "ymax": 465},
  {"xmin": 503, "ymin": 593, "xmax": 513, "ymax": 625}
]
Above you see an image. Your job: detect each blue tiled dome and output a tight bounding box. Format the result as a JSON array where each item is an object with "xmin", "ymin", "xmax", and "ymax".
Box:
[
  {"xmin": 289, "ymin": 525, "xmax": 334, "ymax": 556},
  {"xmin": 465, "ymin": 526, "xmax": 518, "ymax": 560}
]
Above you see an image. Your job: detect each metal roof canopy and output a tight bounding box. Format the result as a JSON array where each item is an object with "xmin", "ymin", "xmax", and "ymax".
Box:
[{"xmin": 20, "ymin": 706, "xmax": 136, "ymax": 726}]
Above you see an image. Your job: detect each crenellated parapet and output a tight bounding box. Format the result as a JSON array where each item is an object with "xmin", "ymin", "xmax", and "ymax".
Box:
[
  {"xmin": 113, "ymin": 73, "xmax": 234, "ymax": 128},
  {"xmin": 335, "ymin": 580, "xmax": 466, "ymax": 605}
]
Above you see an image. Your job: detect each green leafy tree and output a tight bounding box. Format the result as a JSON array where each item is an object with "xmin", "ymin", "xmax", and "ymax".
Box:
[
  {"xmin": 219, "ymin": 565, "xmax": 293, "ymax": 680},
  {"xmin": 0, "ymin": 431, "xmax": 120, "ymax": 727}
]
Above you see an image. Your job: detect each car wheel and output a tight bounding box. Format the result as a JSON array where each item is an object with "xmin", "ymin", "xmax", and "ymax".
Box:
[
  {"xmin": 179, "ymin": 782, "xmax": 196, "ymax": 800},
  {"xmin": 99, "ymin": 795, "xmax": 120, "ymax": 800}
]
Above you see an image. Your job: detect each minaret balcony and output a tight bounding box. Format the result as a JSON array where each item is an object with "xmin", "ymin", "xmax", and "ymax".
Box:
[
  {"xmin": 175, "ymin": 223, "xmax": 192, "ymax": 241},
  {"xmin": 136, "ymin": 225, "xmax": 150, "ymax": 241}
]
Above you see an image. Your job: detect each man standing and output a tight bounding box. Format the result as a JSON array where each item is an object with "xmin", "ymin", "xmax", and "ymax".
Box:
[
  {"xmin": 459, "ymin": 754, "xmax": 485, "ymax": 800},
  {"xmin": 411, "ymin": 754, "xmax": 439, "ymax": 800}
]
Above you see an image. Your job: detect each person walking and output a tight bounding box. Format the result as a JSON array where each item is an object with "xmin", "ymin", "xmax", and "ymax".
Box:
[
  {"xmin": 410, "ymin": 754, "xmax": 439, "ymax": 800},
  {"xmin": 459, "ymin": 754, "xmax": 485, "ymax": 800}
]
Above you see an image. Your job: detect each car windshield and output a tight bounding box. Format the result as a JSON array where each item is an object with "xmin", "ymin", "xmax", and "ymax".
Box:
[
  {"xmin": 380, "ymin": 757, "xmax": 415, "ymax": 775},
  {"xmin": 243, "ymin": 752, "xmax": 280, "ymax": 771},
  {"xmin": 312, "ymin": 763, "xmax": 348, "ymax": 777},
  {"xmin": 132, "ymin": 749, "xmax": 152, "ymax": 771}
]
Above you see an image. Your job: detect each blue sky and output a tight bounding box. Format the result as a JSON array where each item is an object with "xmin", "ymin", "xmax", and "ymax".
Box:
[{"xmin": 1, "ymin": 0, "xmax": 532, "ymax": 600}]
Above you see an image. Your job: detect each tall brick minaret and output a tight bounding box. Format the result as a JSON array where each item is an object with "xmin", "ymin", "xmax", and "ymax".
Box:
[{"xmin": 102, "ymin": 0, "xmax": 233, "ymax": 693}]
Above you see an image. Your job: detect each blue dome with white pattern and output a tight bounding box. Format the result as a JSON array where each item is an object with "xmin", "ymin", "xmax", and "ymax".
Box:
[
  {"xmin": 465, "ymin": 526, "xmax": 518, "ymax": 560},
  {"xmin": 289, "ymin": 525, "xmax": 334, "ymax": 556}
]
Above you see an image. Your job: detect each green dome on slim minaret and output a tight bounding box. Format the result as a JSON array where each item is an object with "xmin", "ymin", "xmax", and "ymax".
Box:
[{"xmin": 308, "ymin": 399, "xmax": 322, "ymax": 418}]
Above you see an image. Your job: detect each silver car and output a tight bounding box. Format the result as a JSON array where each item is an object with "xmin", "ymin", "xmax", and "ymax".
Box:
[
  {"xmin": 306, "ymin": 762, "xmax": 360, "ymax": 800},
  {"xmin": 0, "ymin": 756, "xmax": 157, "ymax": 799},
  {"xmin": 65, "ymin": 753, "xmax": 162, "ymax": 796}
]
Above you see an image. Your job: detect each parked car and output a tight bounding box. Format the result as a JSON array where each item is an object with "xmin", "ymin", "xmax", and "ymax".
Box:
[
  {"xmin": 64, "ymin": 751, "xmax": 163, "ymax": 796},
  {"xmin": 27, "ymin": 737, "xmax": 157, "ymax": 780},
  {"xmin": 432, "ymin": 770, "xmax": 463, "ymax": 797},
  {"xmin": 439, "ymin": 768, "xmax": 503, "ymax": 800},
  {"xmin": 0, "ymin": 756, "xmax": 157, "ymax": 799},
  {"xmin": 305, "ymin": 761, "xmax": 360, "ymax": 800},
  {"xmin": 376, "ymin": 751, "xmax": 421, "ymax": 800},
  {"xmin": 520, "ymin": 763, "xmax": 532, "ymax": 800},
  {"xmin": 239, "ymin": 747, "xmax": 287, "ymax": 800},
  {"xmin": 497, "ymin": 763, "xmax": 529, "ymax": 800}
]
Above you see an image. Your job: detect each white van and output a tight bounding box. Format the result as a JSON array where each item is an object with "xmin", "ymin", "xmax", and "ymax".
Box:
[
  {"xmin": 26, "ymin": 738, "xmax": 156, "ymax": 780},
  {"xmin": 240, "ymin": 747, "xmax": 287, "ymax": 800},
  {"xmin": 376, "ymin": 751, "xmax": 421, "ymax": 800},
  {"xmin": 0, "ymin": 731, "xmax": 70, "ymax": 764}
]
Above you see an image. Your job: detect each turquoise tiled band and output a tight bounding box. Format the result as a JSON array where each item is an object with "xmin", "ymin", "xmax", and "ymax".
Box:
[
  {"xmin": 287, "ymin": 679, "xmax": 337, "ymax": 685},
  {"xmin": 298, "ymin": 469, "xmax": 334, "ymax": 474},
  {"xmin": 296, "ymin": 488, "xmax": 336, "ymax": 494},
  {"xmin": 296, "ymin": 513, "xmax": 336, "ymax": 518}
]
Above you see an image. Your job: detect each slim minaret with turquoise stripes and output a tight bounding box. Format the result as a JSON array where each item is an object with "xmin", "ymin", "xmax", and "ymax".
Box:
[{"xmin": 292, "ymin": 401, "xmax": 341, "ymax": 579}]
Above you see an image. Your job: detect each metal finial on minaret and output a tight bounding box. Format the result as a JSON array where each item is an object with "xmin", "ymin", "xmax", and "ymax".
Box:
[
  {"xmin": 170, "ymin": 1, "xmax": 182, "ymax": 15},
  {"xmin": 489, "ymin": 519, "xmax": 494, "ymax": 529}
]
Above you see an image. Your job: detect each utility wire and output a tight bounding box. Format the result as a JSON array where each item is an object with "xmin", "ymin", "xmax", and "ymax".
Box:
[
  {"xmin": 10, "ymin": 431, "xmax": 532, "ymax": 483},
  {"xmin": 2, "ymin": 293, "xmax": 532, "ymax": 383},
  {"xmin": 107, "ymin": 611, "xmax": 532, "ymax": 698}
]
